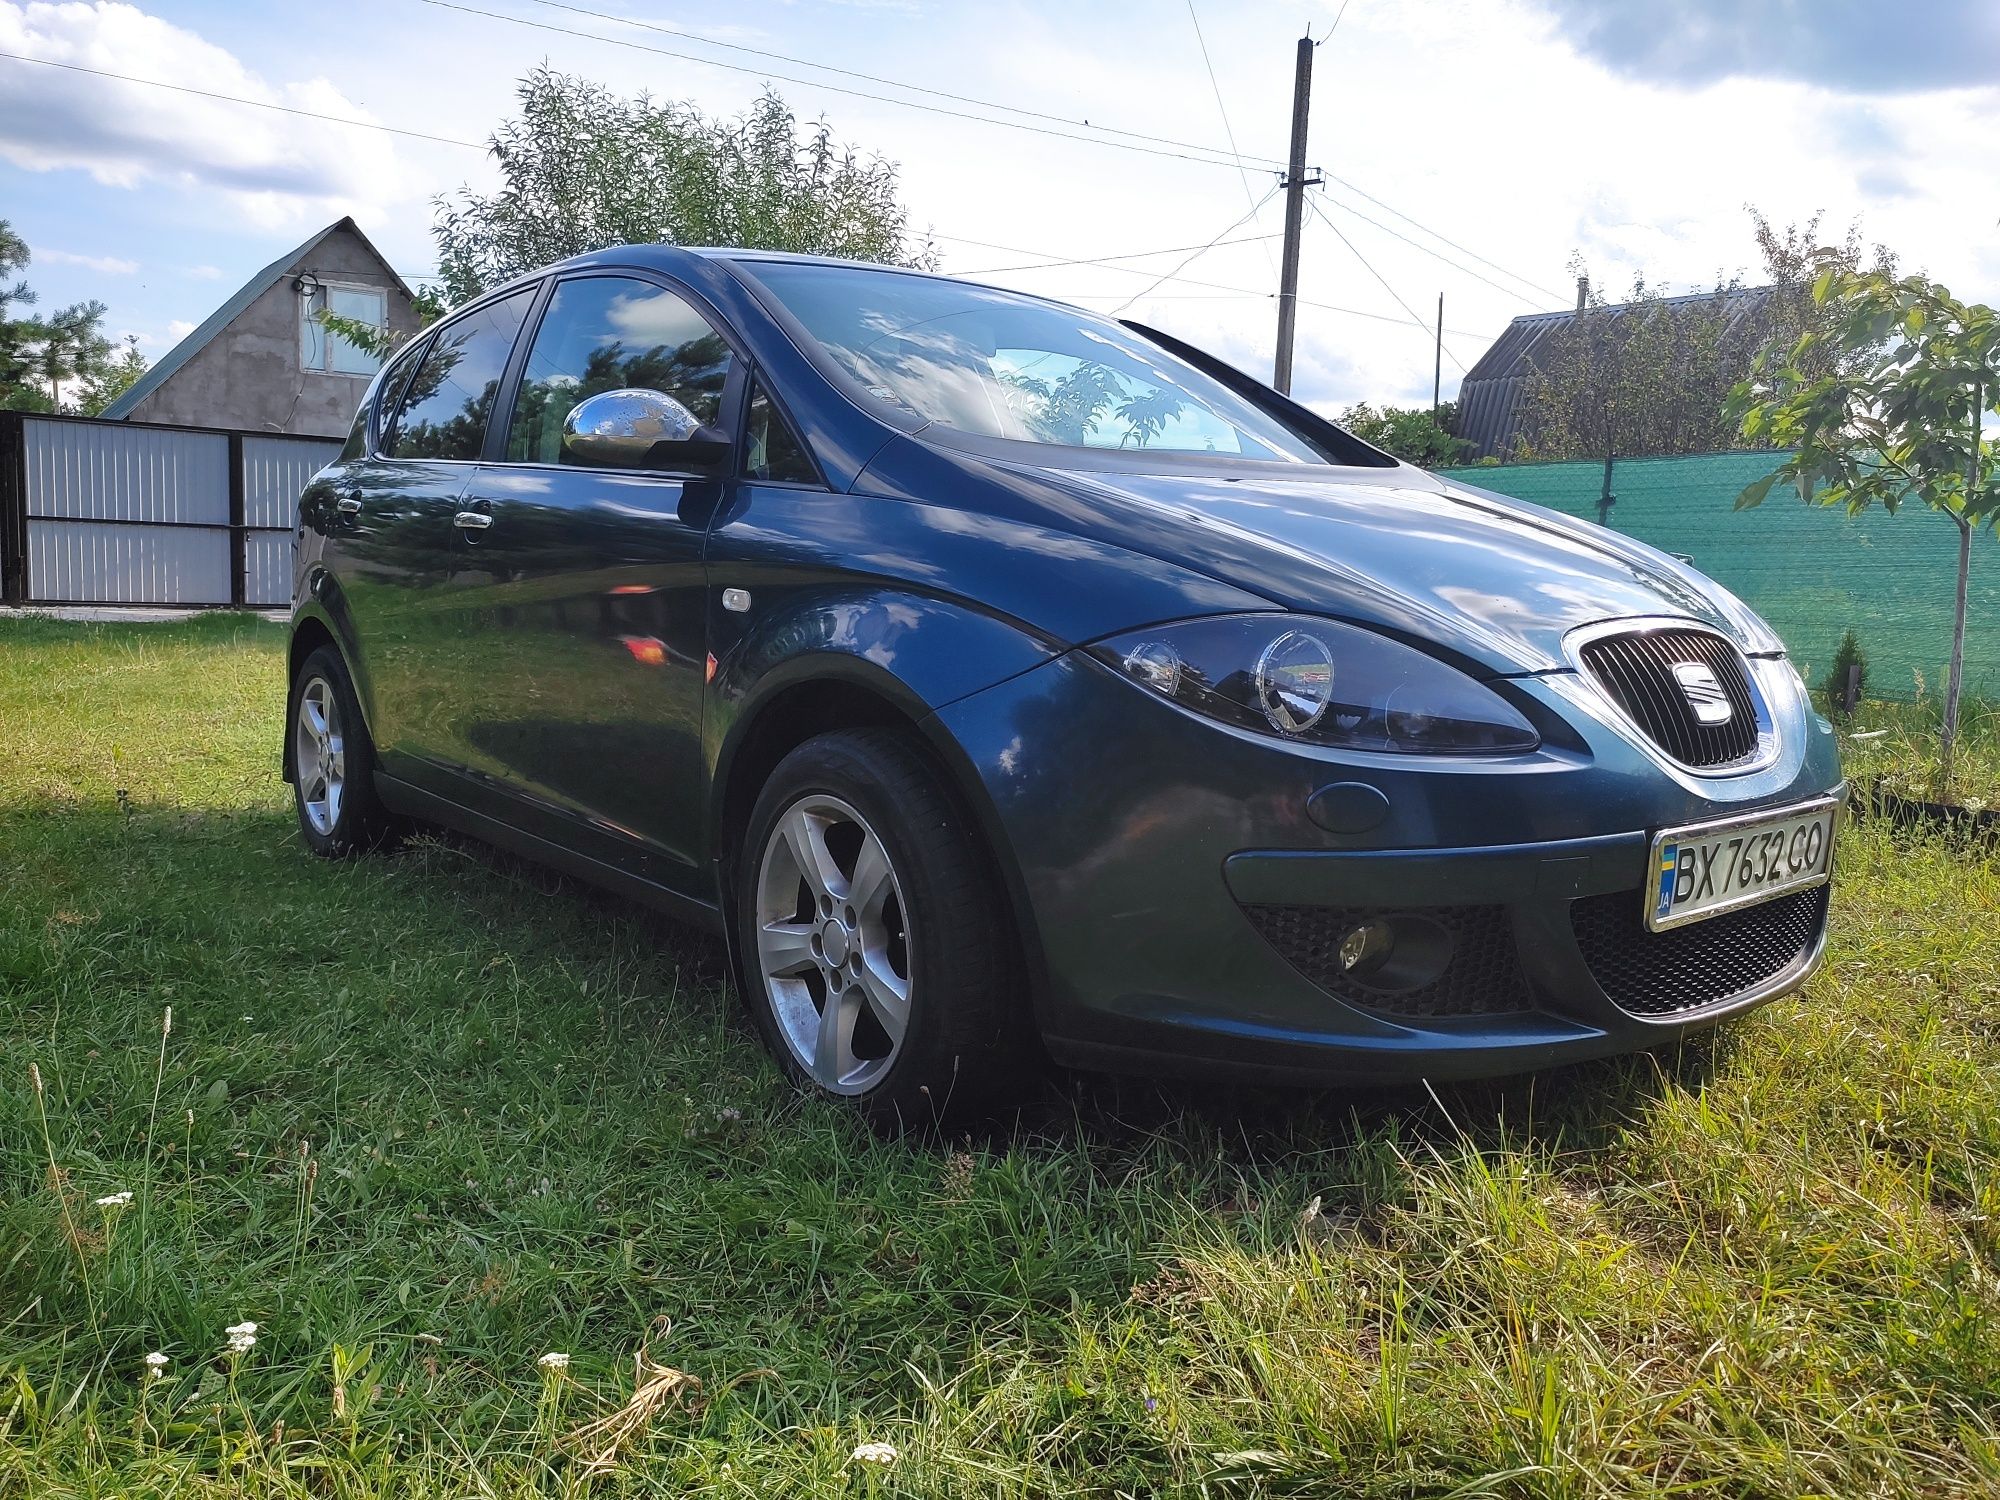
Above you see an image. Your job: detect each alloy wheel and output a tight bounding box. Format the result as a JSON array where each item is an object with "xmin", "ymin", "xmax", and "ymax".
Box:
[
  {"xmin": 294, "ymin": 675, "xmax": 346, "ymax": 837},
  {"xmin": 753, "ymin": 794, "xmax": 912, "ymax": 1094}
]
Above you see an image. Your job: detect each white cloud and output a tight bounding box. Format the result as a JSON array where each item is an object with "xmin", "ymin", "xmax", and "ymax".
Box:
[
  {"xmin": 187, "ymin": 265, "xmax": 224, "ymax": 280},
  {"xmin": 166, "ymin": 318, "xmax": 194, "ymax": 338},
  {"xmin": 36, "ymin": 246, "xmax": 137, "ymax": 273},
  {"xmin": 0, "ymin": 1, "xmax": 418, "ymax": 227}
]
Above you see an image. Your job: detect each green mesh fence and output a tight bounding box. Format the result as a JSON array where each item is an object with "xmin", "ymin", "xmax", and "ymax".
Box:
[{"xmin": 1435, "ymin": 450, "xmax": 2000, "ymax": 703}]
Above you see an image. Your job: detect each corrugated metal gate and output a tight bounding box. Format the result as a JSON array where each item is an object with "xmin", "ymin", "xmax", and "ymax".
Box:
[{"xmin": 0, "ymin": 411, "xmax": 339, "ymax": 608}]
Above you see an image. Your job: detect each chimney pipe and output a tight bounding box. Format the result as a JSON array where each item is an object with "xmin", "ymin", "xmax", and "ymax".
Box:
[{"xmin": 1575, "ymin": 275, "xmax": 1589, "ymax": 311}]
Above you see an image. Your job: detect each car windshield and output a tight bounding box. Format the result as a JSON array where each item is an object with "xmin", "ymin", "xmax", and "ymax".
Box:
[{"xmin": 744, "ymin": 261, "xmax": 1331, "ymax": 463}]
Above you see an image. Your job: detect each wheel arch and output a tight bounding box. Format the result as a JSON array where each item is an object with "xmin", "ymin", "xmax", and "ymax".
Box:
[
  {"xmin": 283, "ymin": 614, "xmax": 342, "ymax": 784},
  {"xmin": 709, "ymin": 656, "xmax": 1053, "ymax": 1031},
  {"xmin": 284, "ymin": 600, "xmax": 377, "ymax": 784}
]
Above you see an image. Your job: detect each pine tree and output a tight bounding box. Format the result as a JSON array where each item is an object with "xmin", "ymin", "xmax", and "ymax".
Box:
[{"xmin": 1821, "ymin": 629, "xmax": 1868, "ymax": 715}]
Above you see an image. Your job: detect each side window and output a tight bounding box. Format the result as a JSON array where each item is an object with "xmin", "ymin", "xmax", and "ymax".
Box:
[
  {"xmin": 363, "ymin": 341, "xmax": 425, "ymax": 458},
  {"xmin": 506, "ymin": 276, "xmax": 733, "ymax": 467},
  {"xmin": 389, "ymin": 291, "xmax": 533, "ymax": 461},
  {"xmin": 742, "ymin": 378, "xmax": 817, "ymax": 484},
  {"xmin": 336, "ymin": 400, "xmax": 368, "ymax": 463}
]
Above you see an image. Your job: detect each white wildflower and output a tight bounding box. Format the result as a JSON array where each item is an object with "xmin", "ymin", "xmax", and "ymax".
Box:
[
  {"xmin": 852, "ymin": 1441, "xmax": 899, "ymax": 1467},
  {"xmin": 537, "ymin": 1351, "xmax": 569, "ymax": 1372},
  {"xmin": 224, "ymin": 1321, "xmax": 258, "ymax": 1355},
  {"xmin": 143, "ymin": 1351, "xmax": 169, "ymax": 1377},
  {"xmin": 94, "ymin": 1190, "xmax": 134, "ymax": 1208}
]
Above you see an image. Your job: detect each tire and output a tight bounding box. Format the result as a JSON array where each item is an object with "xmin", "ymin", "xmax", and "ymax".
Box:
[
  {"xmin": 736, "ymin": 727, "xmax": 1027, "ymax": 1126},
  {"xmin": 288, "ymin": 644, "xmax": 395, "ymax": 858}
]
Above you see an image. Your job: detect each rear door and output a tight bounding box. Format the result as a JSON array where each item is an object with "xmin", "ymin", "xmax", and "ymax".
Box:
[
  {"xmin": 342, "ymin": 288, "xmax": 536, "ymax": 791},
  {"xmin": 443, "ymin": 272, "xmax": 735, "ymax": 887}
]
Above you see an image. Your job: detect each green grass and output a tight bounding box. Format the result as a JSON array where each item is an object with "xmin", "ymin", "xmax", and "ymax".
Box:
[{"xmin": 3, "ymin": 614, "xmax": 1998, "ymax": 1497}]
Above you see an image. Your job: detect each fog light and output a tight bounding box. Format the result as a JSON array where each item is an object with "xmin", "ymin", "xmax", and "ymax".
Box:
[{"xmin": 1338, "ymin": 920, "xmax": 1396, "ymax": 977}]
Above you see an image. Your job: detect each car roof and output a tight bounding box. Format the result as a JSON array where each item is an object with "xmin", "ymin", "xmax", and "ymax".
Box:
[{"xmin": 549, "ymin": 242, "xmax": 1084, "ymax": 313}]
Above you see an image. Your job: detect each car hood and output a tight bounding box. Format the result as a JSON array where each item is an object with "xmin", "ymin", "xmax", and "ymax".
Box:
[{"xmin": 1020, "ymin": 462, "xmax": 1763, "ymax": 675}]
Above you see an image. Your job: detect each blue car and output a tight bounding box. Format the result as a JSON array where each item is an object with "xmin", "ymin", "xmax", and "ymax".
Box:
[{"xmin": 289, "ymin": 247, "xmax": 1845, "ymax": 1122}]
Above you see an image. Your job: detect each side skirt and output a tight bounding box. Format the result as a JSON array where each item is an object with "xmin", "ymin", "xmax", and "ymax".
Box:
[{"xmin": 376, "ymin": 772, "xmax": 726, "ymax": 933}]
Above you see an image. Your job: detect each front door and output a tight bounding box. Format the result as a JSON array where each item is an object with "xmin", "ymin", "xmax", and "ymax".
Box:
[{"xmin": 441, "ymin": 273, "xmax": 733, "ymax": 888}]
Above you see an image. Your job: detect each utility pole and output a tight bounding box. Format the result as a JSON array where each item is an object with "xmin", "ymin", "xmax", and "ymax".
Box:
[
  {"xmin": 1432, "ymin": 293, "xmax": 1444, "ymax": 417},
  {"xmin": 1272, "ymin": 33, "xmax": 1316, "ymax": 396}
]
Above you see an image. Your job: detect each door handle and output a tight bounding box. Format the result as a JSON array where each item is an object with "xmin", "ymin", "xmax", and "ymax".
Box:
[
  {"xmin": 453, "ymin": 510, "xmax": 494, "ymax": 531},
  {"xmin": 335, "ymin": 494, "xmax": 362, "ymax": 515}
]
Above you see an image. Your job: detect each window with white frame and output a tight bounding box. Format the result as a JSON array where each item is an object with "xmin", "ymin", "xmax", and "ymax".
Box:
[{"xmin": 300, "ymin": 282, "xmax": 388, "ymax": 376}]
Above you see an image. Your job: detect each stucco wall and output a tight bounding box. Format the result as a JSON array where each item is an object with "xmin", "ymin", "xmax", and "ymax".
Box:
[{"xmin": 124, "ymin": 229, "xmax": 421, "ymax": 439}]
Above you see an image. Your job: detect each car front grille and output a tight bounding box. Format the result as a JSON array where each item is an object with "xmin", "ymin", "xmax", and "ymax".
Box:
[
  {"xmin": 1570, "ymin": 882, "xmax": 1829, "ymax": 1018},
  {"xmin": 1241, "ymin": 903, "xmax": 1534, "ymax": 1019},
  {"xmin": 1578, "ymin": 628, "xmax": 1761, "ymax": 769}
]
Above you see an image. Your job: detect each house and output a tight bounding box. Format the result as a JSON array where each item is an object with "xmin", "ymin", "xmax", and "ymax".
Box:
[
  {"xmin": 103, "ymin": 217, "xmax": 420, "ymax": 439},
  {"xmin": 1454, "ymin": 283, "xmax": 1775, "ymax": 461}
]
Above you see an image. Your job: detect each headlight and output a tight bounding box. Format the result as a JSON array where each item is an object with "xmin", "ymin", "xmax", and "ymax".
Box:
[{"xmin": 1089, "ymin": 614, "xmax": 1539, "ymax": 754}]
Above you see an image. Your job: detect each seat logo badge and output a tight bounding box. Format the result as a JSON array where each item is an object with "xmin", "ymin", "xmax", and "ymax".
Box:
[
  {"xmin": 1671, "ymin": 661, "xmax": 1732, "ymax": 726},
  {"xmin": 722, "ymin": 587, "xmax": 751, "ymax": 613}
]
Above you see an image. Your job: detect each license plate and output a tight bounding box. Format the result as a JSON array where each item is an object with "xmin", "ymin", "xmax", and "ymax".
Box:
[{"xmin": 1646, "ymin": 797, "xmax": 1839, "ymax": 932}]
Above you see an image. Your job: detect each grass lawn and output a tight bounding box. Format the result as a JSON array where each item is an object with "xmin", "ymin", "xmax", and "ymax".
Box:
[
  {"xmin": 1833, "ymin": 693, "xmax": 2000, "ymax": 811},
  {"xmin": 3, "ymin": 613, "xmax": 1999, "ymax": 1498}
]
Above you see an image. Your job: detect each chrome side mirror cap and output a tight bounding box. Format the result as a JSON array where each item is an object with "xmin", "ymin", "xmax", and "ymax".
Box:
[{"xmin": 561, "ymin": 388, "xmax": 726, "ymax": 470}]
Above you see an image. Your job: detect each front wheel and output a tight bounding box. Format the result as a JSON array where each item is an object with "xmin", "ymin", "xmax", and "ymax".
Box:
[{"xmin": 736, "ymin": 728, "xmax": 1027, "ymax": 1125}]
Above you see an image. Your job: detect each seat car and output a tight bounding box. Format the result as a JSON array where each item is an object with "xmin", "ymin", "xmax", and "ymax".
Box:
[{"xmin": 288, "ymin": 246, "xmax": 1845, "ymax": 1121}]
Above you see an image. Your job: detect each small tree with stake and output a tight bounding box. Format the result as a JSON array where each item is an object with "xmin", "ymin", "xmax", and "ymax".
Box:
[{"xmin": 1729, "ymin": 263, "xmax": 1997, "ymax": 788}]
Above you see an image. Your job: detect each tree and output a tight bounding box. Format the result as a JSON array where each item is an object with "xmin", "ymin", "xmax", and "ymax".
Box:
[
  {"xmin": 1822, "ymin": 627, "xmax": 1868, "ymax": 715},
  {"xmin": 0, "ymin": 218, "xmax": 122, "ymax": 413},
  {"xmin": 1515, "ymin": 214, "xmax": 1895, "ymax": 478},
  {"xmin": 1729, "ymin": 264, "xmax": 1998, "ymax": 783},
  {"xmin": 30, "ymin": 298, "xmax": 111, "ymax": 408},
  {"xmin": 1, "ymin": 219, "xmax": 44, "ymax": 406},
  {"xmin": 78, "ymin": 334, "xmax": 150, "ymax": 417},
  {"xmin": 1748, "ymin": 209, "xmax": 1896, "ymax": 387},
  {"xmin": 431, "ymin": 70, "xmax": 932, "ymax": 306},
  {"xmin": 1517, "ymin": 263, "xmax": 1755, "ymax": 472},
  {"xmin": 1337, "ymin": 401, "xmax": 1471, "ymax": 467}
]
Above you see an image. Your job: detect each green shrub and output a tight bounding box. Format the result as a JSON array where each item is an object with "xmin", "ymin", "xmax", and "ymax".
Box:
[{"xmin": 1823, "ymin": 628, "xmax": 1869, "ymax": 714}]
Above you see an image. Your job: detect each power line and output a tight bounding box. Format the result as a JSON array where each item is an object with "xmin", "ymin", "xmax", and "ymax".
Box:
[
  {"xmin": 929, "ymin": 230, "xmax": 1276, "ymax": 300},
  {"xmin": 0, "ymin": 50, "xmax": 1376, "ymax": 331},
  {"xmin": 1313, "ymin": 0, "xmax": 1355, "ymax": 46},
  {"xmin": 931, "ymin": 229, "xmax": 1489, "ymax": 337},
  {"xmin": 1317, "ymin": 191, "xmax": 1559, "ymax": 310},
  {"xmin": 510, "ymin": 0, "xmax": 1556, "ymax": 321},
  {"xmin": 511, "ymin": 0, "xmax": 1555, "ymax": 325},
  {"xmin": 958, "ymin": 232, "xmax": 1280, "ymax": 275},
  {"xmin": 1114, "ymin": 189, "xmax": 1280, "ymax": 314},
  {"xmin": 1186, "ymin": 0, "xmax": 1281, "ymax": 281},
  {"xmin": 3, "ymin": 41, "xmax": 1504, "ymax": 364},
  {"xmin": 1321, "ymin": 169, "xmax": 1562, "ymax": 304},
  {"xmin": 1052, "ymin": 288, "xmax": 1490, "ymax": 341},
  {"xmin": 419, "ymin": 0, "xmax": 1285, "ymax": 175},
  {"xmin": 0, "ymin": 50, "xmax": 486, "ymax": 149},
  {"xmin": 1308, "ymin": 196, "xmax": 1468, "ymax": 373},
  {"xmin": 520, "ymin": 0, "xmax": 1289, "ymax": 171}
]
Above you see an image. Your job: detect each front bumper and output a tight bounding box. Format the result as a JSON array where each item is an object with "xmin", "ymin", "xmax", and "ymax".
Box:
[{"xmin": 932, "ymin": 647, "xmax": 1844, "ymax": 1086}]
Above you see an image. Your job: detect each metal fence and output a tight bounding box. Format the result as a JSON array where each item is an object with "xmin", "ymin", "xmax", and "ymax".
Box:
[
  {"xmin": 1436, "ymin": 450, "xmax": 2000, "ymax": 703},
  {"xmin": 0, "ymin": 411, "xmax": 339, "ymax": 609}
]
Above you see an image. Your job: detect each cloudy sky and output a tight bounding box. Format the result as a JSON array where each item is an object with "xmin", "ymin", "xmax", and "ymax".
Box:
[{"xmin": 2, "ymin": 0, "xmax": 1996, "ymax": 414}]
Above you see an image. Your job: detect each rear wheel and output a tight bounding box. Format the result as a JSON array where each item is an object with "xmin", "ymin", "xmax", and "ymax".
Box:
[
  {"xmin": 289, "ymin": 644, "xmax": 394, "ymax": 857},
  {"xmin": 737, "ymin": 728, "xmax": 1026, "ymax": 1125}
]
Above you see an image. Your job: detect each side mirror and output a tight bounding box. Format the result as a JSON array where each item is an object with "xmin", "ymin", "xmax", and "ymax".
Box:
[{"xmin": 561, "ymin": 388, "xmax": 729, "ymax": 471}]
